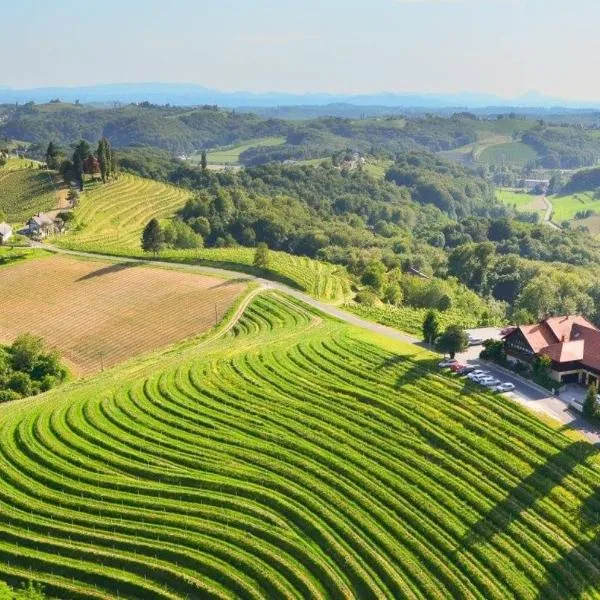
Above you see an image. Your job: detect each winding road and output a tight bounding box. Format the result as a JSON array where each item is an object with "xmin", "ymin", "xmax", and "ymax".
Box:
[{"xmin": 30, "ymin": 242, "xmax": 599, "ymax": 444}]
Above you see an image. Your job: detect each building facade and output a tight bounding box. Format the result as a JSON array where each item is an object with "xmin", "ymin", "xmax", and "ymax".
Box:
[{"xmin": 503, "ymin": 315, "xmax": 600, "ymax": 386}]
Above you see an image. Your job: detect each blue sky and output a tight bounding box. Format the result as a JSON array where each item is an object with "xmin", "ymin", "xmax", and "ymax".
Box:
[{"xmin": 4, "ymin": 0, "xmax": 599, "ymax": 100}]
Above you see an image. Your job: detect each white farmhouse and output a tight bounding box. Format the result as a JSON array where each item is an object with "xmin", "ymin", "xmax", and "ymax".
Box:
[{"xmin": 27, "ymin": 213, "xmax": 56, "ymax": 238}]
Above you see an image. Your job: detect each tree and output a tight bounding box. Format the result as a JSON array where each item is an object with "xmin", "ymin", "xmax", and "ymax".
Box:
[
  {"xmin": 532, "ymin": 354, "xmax": 552, "ymax": 376},
  {"xmin": 584, "ymin": 381, "xmax": 598, "ymax": 418},
  {"xmin": 141, "ymin": 218, "xmax": 164, "ymax": 255},
  {"xmin": 72, "ymin": 140, "xmax": 91, "ymax": 191},
  {"xmin": 382, "ymin": 283, "xmax": 403, "ymax": 306},
  {"xmin": 436, "ymin": 325, "xmax": 469, "ymax": 359},
  {"xmin": 201, "ymin": 150, "xmax": 208, "ymax": 171},
  {"xmin": 97, "ymin": 137, "xmax": 115, "ymax": 183},
  {"xmin": 360, "ymin": 260, "xmax": 386, "ymax": 292},
  {"xmin": 253, "ymin": 242, "xmax": 270, "ymax": 269},
  {"xmin": 422, "ymin": 310, "xmax": 440, "ymax": 347},
  {"xmin": 45, "ymin": 142, "xmax": 61, "ymax": 170},
  {"xmin": 10, "ymin": 333, "xmax": 44, "ymax": 373}
]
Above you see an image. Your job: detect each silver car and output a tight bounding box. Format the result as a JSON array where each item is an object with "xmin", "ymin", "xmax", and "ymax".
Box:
[
  {"xmin": 469, "ymin": 371, "xmax": 489, "ymax": 381},
  {"xmin": 494, "ymin": 382, "xmax": 515, "ymax": 393}
]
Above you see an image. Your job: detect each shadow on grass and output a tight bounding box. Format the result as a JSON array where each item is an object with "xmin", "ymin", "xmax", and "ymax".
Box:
[
  {"xmin": 377, "ymin": 355, "xmax": 438, "ymax": 389},
  {"xmin": 461, "ymin": 441, "xmax": 596, "ymax": 551},
  {"xmin": 76, "ymin": 262, "xmax": 140, "ymax": 281},
  {"xmin": 209, "ymin": 277, "xmax": 251, "ymax": 289},
  {"xmin": 536, "ymin": 465, "xmax": 600, "ymax": 598}
]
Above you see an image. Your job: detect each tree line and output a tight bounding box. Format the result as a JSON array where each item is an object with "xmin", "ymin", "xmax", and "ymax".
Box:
[{"xmin": 46, "ymin": 137, "xmax": 116, "ymax": 190}]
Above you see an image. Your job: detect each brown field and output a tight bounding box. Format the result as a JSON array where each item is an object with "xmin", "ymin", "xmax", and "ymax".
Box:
[{"xmin": 0, "ymin": 255, "xmax": 247, "ymax": 375}]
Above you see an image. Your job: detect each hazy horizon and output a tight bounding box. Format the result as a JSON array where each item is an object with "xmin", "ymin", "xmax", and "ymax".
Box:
[{"xmin": 4, "ymin": 0, "xmax": 600, "ymax": 103}]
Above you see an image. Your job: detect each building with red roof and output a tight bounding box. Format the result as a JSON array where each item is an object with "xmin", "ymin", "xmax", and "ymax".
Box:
[{"xmin": 503, "ymin": 315, "xmax": 600, "ymax": 386}]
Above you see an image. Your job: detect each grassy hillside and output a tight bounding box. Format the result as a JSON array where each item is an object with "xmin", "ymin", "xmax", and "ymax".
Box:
[
  {"xmin": 57, "ymin": 174, "xmax": 352, "ymax": 302},
  {"xmin": 195, "ymin": 136, "xmax": 285, "ymax": 165},
  {"xmin": 0, "ymin": 292, "xmax": 599, "ymax": 598},
  {"xmin": 0, "ymin": 167, "xmax": 58, "ymax": 223},
  {"xmin": 344, "ymin": 302, "xmax": 494, "ymax": 335},
  {"xmin": 550, "ymin": 191, "xmax": 600, "ymax": 222},
  {"xmin": 61, "ymin": 174, "xmax": 194, "ymax": 249},
  {"xmin": 496, "ymin": 189, "xmax": 546, "ymax": 216},
  {"xmin": 478, "ymin": 141, "xmax": 538, "ymax": 167}
]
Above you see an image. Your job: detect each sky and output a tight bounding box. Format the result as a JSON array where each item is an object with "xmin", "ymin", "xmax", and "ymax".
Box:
[{"xmin": 3, "ymin": 0, "xmax": 600, "ymax": 100}]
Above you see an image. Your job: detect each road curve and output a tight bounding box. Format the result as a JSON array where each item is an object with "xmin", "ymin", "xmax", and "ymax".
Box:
[{"xmin": 31, "ymin": 242, "xmax": 599, "ymax": 443}]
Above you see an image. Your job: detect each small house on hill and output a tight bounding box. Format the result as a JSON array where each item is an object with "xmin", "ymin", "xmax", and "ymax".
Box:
[
  {"xmin": 0, "ymin": 222, "xmax": 12, "ymax": 244},
  {"xmin": 27, "ymin": 213, "xmax": 61, "ymax": 238},
  {"xmin": 503, "ymin": 315, "xmax": 600, "ymax": 386}
]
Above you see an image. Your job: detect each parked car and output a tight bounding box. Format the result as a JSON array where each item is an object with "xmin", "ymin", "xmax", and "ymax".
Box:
[
  {"xmin": 457, "ymin": 365, "xmax": 478, "ymax": 375},
  {"xmin": 468, "ymin": 335, "xmax": 484, "ymax": 346},
  {"xmin": 468, "ymin": 370, "xmax": 488, "ymax": 381},
  {"xmin": 438, "ymin": 358, "xmax": 458, "ymax": 368},
  {"xmin": 449, "ymin": 363, "xmax": 465, "ymax": 372},
  {"xmin": 477, "ymin": 376, "xmax": 496, "ymax": 386},
  {"xmin": 483, "ymin": 378, "xmax": 501, "ymax": 387},
  {"xmin": 494, "ymin": 382, "xmax": 515, "ymax": 393}
]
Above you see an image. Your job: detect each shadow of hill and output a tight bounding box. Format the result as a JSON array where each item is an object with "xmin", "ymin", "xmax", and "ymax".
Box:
[
  {"xmin": 461, "ymin": 441, "xmax": 596, "ymax": 551},
  {"xmin": 376, "ymin": 354, "xmax": 439, "ymax": 389},
  {"xmin": 536, "ymin": 455, "xmax": 600, "ymax": 598},
  {"xmin": 76, "ymin": 262, "xmax": 140, "ymax": 281}
]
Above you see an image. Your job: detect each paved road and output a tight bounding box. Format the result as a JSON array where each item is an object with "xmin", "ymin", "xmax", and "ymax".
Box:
[
  {"xmin": 457, "ymin": 339, "xmax": 600, "ymax": 444},
  {"xmin": 32, "ymin": 242, "xmax": 599, "ymax": 444}
]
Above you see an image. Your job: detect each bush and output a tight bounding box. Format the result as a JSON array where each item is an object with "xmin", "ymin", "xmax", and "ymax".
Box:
[
  {"xmin": 0, "ymin": 334, "xmax": 67, "ymax": 401},
  {"xmin": 355, "ymin": 290, "xmax": 378, "ymax": 306},
  {"xmin": 0, "ymin": 389, "xmax": 21, "ymax": 403}
]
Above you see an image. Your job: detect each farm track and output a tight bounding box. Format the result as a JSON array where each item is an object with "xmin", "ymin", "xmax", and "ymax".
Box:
[{"xmin": 1, "ymin": 294, "xmax": 600, "ymax": 598}]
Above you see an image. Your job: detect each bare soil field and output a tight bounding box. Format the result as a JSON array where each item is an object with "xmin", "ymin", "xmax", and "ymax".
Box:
[{"xmin": 0, "ymin": 255, "xmax": 247, "ymax": 374}]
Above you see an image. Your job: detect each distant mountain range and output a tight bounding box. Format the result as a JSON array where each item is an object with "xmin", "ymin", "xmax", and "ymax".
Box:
[{"xmin": 1, "ymin": 82, "xmax": 599, "ymax": 110}]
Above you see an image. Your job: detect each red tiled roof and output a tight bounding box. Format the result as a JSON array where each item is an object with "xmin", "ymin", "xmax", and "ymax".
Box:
[
  {"xmin": 544, "ymin": 315, "xmax": 597, "ymax": 342},
  {"xmin": 540, "ymin": 340, "xmax": 584, "ymax": 363},
  {"xmin": 517, "ymin": 322, "xmax": 558, "ymax": 352},
  {"xmin": 578, "ymin": 326, "xmax": 600, "ymax": 372},
  {"xmin": 514, "ymin": 315, "xmax": 600, "ymax": 370}
]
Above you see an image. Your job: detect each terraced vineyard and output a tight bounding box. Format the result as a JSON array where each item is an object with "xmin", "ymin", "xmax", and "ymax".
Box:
[
  {"xmin": 0, "ymin": 168, "xmax": 58, "ymax": 223},
  {"xmin": 58, "ymin": 174, "xmax": 352, "ymax": 302},
  {"xmin": 1, "ymin": 292, "xmax": 600, "ymax": 598},
  {"xmin": 62, "ymin": 174, "xmax": 194, "ymax": 250},
  {"xmin": 344, "ymin": 302, "xmax": 487, "ymax": 335}
]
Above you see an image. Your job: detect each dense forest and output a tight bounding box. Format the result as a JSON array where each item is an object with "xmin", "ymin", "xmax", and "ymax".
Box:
[
  {"xmin": 4, "ymin": 102, "xmax": 600, "ymax": 169},
  {"xmin": 109, "ymin": 147, "xmax": 600, "ymax": 325},
  {"xmin": 8, "ymin": 101, "xmax": 600, "ymax": 326}
]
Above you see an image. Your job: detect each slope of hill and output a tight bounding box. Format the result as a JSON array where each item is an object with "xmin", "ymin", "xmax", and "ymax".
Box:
[
  {"xmin": 0, "ymin": 292, "xmax": 599, "ymax": 598},
  {"xmin": 57, "ymin": 174, "xmax": 352, "ymax": 303},
  {"xmin": 0, "ymin": 167, "xmax": 58, "ymax": 223}
]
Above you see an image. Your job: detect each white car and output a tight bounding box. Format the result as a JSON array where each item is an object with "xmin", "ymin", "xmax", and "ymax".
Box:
[
  {"xmin": 483, "ymin": 378, "xmax": 501, "ymax": 387},
  {"xmin": 477, "ymin": 376, "xmax": 496, "ymax": 385},
  {"xmin": 438, "ymin": 358, "xmax": 458, "ymax": 368},
  {"xmin": 468, "ymin": 370, "xmax": 489, "ymax": 381},
  {"xmin": 468, "ymin": 336, "xmax": 484, "ymax": 346},
  {"xmin": 494, "ymin": 382, "xmax": 515, "ymax": 393}
]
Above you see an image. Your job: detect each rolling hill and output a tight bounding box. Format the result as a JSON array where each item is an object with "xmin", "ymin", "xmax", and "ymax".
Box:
[
  {"xmin": 0, "ymin": 292, "xmax": 599, "ymax": 598},
  {"xmin": 0, "ymin": 166, "xmax": 58, "ymax": 224},
  {"xmin": 56, "ymin": 174, "xmax": 352, "ymax": 303}
]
